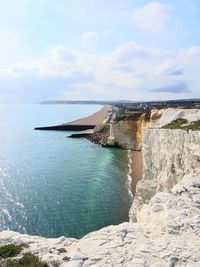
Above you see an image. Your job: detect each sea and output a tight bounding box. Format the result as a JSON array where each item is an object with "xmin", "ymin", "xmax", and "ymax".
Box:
[{"xmin": 0, "ymin": 104, "xmax": 132, "ymax": 239}]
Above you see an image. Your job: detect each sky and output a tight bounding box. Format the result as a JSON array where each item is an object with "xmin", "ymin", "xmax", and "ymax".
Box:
[{"xmin": 0, "ymin": 0, "xmax": 199, "ymax": 102}]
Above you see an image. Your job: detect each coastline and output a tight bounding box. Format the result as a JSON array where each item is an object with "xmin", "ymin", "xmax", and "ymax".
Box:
[{"xmin": 1, "ymin": 107, "xmax": 200, "ymax": 266}]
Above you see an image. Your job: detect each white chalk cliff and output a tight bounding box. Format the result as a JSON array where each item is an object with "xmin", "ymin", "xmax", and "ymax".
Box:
[
  {"xmin": 0, "ymin": 108, "xmax": 200, "ymax": 267},
  {"xmin": 129, "ymin": 128, "xmax": 200, "ymax": 223}
]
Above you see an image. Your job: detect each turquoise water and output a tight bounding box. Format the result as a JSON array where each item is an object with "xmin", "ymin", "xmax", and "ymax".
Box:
[{"xmin": 0, "ymin": 104, "xmax": 131, "ymax": 238}]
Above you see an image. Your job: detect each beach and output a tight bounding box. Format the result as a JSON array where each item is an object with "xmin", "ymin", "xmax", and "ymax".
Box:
[{"xmin": 130, "ymin": 151, "xmax": 142, "ymax": 193}]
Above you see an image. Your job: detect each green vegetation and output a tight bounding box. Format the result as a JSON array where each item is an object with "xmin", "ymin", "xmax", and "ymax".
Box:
[
  {"xmin": 162, "ymin": 119, "xmax": 200, "ymax": 131},
  {"xmin": 116, "ymin": 111, "xmax": 141, "ymax": 121},
  {"xmin": 116, "ymin": 111, "xmax": 134, "ymax": 118},
  {"xmin": 183, "ymin": 120, "xmax": 200, "ymax": 130},
  {"xmin": 0, "ymin": 245, "xmax": 47, "ymax": 267},
  {"xmin": 162, "ymin": 118, "xmax": 188, "ymax": 129},
  {"xmin": 0, "ymin": 245, "xmax": 22, "ymax": 259},
  {"xmin": 6, "ymin": 254, "xmax": 47, "ymax": 267}
]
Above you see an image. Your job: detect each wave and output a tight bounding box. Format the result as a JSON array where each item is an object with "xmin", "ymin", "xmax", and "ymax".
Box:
[
  {"xmin": 0, "ymin": 167, "xmax": 27, "ymax": 230},
  {"xmin": 126, "ymin": 150, "xmax": 133, "ymax": 200}
]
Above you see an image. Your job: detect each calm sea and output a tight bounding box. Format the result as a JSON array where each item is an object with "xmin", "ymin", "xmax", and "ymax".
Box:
[{"xmin": 0, "ymin": 104, "xmax": 131, "ymax": 238}]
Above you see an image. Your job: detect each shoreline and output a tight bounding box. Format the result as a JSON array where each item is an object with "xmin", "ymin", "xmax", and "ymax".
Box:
[
  {"xmin": 130, "ymin": 150, "xmax": 142, "ymax": 194},
  {"xmin": 126, "ymin": 150, "xmax": 134, "ymax": 200},
  {"xmin": 126, "ymin": 150, "xmax": 143, "ymax": 205}
]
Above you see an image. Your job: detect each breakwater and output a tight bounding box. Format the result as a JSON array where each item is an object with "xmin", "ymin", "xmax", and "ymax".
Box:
[{"xmin": 35, "ymin": 124, "xmax": 95, "ymax": 131}]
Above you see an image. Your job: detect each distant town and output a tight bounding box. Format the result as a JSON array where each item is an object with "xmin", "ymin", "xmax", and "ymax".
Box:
[{"xmin": 42, "ymin": 98, "xmax": 200, "ymax": 111}]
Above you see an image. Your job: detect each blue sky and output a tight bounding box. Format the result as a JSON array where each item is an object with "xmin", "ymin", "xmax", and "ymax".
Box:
[{"xmin": 0, "ymin": 0, "xmax": 199, "ymax": 102}]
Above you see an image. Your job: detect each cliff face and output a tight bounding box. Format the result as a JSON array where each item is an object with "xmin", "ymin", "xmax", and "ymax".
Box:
[
  {"xmin": 108, "ymin": 113, "xmax": 150, "ymax": 150},
  {"xmin": 129, "ymin": 128, "xmax": 200, "ymax": 222},
  {"xmin": 108, "ymin": 119, "xmax": 141, "ymax": 149},
  {"xmin": 86, "ymin": 108, "xmax": 163, "ymax": 149},
  {"xmin": 107, "ymin": 109, "xmax": 164, "ymax": 150}
]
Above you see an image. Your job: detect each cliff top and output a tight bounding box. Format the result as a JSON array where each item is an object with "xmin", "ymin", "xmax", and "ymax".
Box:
[{"xmin": 156, "ymin": 108, "xmax": 200, "ymax": 130}]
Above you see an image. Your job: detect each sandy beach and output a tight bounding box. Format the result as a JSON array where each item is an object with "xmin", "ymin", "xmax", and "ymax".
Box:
[
  {"xmin": 130, "ymin": 151, "xmax": 142, "ymax": 193},
  {"xmin": 67, "ymin": 105, "xmax": 112, "ymax": 126}
]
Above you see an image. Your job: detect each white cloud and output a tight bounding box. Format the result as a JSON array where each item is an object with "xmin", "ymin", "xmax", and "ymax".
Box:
[
  {"xmin": 0, "ymin": 42, "xmax": 200, "ymax": 101},
  {"xmin": 81, "ymin": 31, "xmax": 99, "ymax": 44},
  {"xmin": 133, "ymin": 2, "xmax": 169, "ymax": 33},
  {"xmin": 51, "ymin": 45, "xmax": 76, "ymax": 62}
]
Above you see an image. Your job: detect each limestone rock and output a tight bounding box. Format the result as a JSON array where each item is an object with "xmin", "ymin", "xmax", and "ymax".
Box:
[{"xmin": 129, "ymin": 128, "xmax": 200, "ymax": 222}]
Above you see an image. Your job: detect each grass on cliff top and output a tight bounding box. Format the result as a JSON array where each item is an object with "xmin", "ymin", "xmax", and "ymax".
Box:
[
  {"xmin": 116, "ymin": 111, "xmax": 142, "ymax": 121},
  {"xmin": 116, "ymin": 111, "xmax": 135, "ymax": 118},
  {"xmin": 0, "ymin": 245, "xmax": 23, "ymax": 259},
  {"xmin": 6, "ymin": 254, "xmax": 47, "ymax": 267},
  {"xmin": 0, "ymin": 245, "xmax": 47, "ymax": 267},
  {"xmin": 162, "ymin": 119, "xmax": 200, "ymax": 131}
]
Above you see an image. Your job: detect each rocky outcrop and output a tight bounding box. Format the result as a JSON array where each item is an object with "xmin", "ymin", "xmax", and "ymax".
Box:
[{"xmin": 86, "ymin": 124, "xmax": 110, "ymax": 146}]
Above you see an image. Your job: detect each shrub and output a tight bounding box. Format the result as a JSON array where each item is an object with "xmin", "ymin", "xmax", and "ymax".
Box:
[
  {"xmin": 6, "ymin": 254, "xmax": 47, "ymax": 267},
  {"xmin": 163, "ymin": 119, "xmax": 200, "ymax": 131},
  {"xmin": 162, "ymin": 118, "xmax": 188, "ymax": 129},
  {"xmin": 0, "ymin": 245, "xmax": 22, "ymax": 259}
]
